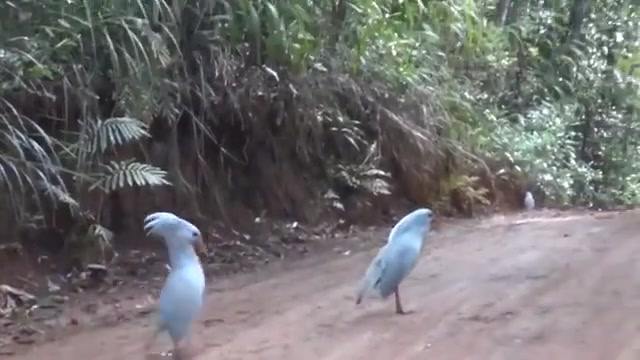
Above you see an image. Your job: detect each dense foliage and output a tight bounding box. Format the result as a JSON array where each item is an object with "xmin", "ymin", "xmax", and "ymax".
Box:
[{"xmin": 0, "ymin": 0, "xmax": 638, "ymax": 263}]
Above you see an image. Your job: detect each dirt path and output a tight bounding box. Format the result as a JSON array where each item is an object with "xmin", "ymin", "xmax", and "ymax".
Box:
[{"xmin": 9, "ymin": 210, "xmax": 640, "ymax": 360}]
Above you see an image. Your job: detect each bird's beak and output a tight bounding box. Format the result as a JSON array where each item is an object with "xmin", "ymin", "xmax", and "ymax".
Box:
[{"xmin": 194, "ymin": 236, "xmax": 207, "ymax": 257}]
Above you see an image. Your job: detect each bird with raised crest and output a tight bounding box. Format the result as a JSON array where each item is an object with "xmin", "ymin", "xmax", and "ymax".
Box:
[{"xmin": 142, "ymin": 212, "xmax": 207, "ymax": 359}]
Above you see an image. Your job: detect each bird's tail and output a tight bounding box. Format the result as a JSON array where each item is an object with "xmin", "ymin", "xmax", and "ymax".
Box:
[
  {"xmin": 355, "ymin": 281, "xmax": 369, "ymax": 305},
  {"xmin": 355, "ymin": 274, "xmax": 379, "ymax": 305},
  {"xmin": 355, "ymin": 256, "xmax": 384, "ymax": 305},
  {"xmin": 355, "ymin": 295, "xmax": 363, "ymax": 305}
]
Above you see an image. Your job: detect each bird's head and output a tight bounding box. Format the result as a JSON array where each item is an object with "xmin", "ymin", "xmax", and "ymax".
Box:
[
  {"xmin": 409, "ymin": 207, "xmax": 433, "ymax": 230},
  {"xmin": 388, "ymin": 207, "xmax": 433, "ymax": 242},
  {"xmin": 143, "ymin": 212, "xmax": 207, "ymax": 256}
]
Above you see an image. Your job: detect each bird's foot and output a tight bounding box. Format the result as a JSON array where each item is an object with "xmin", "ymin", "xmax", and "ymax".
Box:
[
  {"xmin": 143, "ymin": 345, "xmax": 158, "ymax": 359},
  {"xmin": 171, "ymin": 344, "xmax": 194, "ymax": 360},
  {"xmin": 396, "ymin": 309, "xmax": 416, "ymax": 315},
  {"xmin": 143, "ymin": 352, "xmax": 164, "ymax": 360},
  {"xmin": 147, "ymin": 349, "xmax": 177, "ymax": 358}
]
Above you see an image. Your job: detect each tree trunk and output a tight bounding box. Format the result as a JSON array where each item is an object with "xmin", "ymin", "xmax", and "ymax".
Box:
[
  {"xmin": 568, "ymin": 0, "xmax": 592, "ymax": 39},
  {"xmin": 494, "ymin": 0, "xmax": 511, "ymax": 25}
]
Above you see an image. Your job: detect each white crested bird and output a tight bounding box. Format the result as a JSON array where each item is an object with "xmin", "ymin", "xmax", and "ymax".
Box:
[
  {"xmin": 143, "ymin": 212, "xmax": 207, "ymax": 359},
  {"xmin": 356, "ymin": 208, "xmax": 433, "ymax": 315},
  {"xmin": 524, "ymin": 191, "xmax": 535, "ymax": 211}
]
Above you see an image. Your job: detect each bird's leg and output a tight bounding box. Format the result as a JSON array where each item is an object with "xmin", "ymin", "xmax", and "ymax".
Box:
[
  {"xmin": 394, "ymin": 287, "xmax": 414, "ymax": 315},
  {"xmin": 172, "ymin": 337, "xmax": 192, "ymax": 360},
  {"xmin": 143, "ymin": 327, "xmax": 161, "ymax": 355},
  {"xmin": 394, "ymin": 287, "xmax": 405, "ymax": 314},
  {"xmin": 172, "ymin": 347, "xmax": 185, "ymax": 360}
]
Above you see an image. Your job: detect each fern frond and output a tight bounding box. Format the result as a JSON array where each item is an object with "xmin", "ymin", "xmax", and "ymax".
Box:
[
  {"xmin": 89, "ymin": 160, "xmax": 171, "ymax": 193},
  {"xmin": 362, "ymin": 177, "xmax": 392, "ymax": 195},
  {"xmin": 84, "ymin": 117, "xmax": 150, "ymax": 154}
]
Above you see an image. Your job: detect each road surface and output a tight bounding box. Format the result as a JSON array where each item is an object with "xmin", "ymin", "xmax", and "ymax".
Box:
[{"xmin": 10, "ymin": 210, "xmax": 640, "ymax": 359}]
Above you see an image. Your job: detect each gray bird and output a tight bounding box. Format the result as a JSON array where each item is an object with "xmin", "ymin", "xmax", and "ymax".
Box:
[
  {"xmin": 524, "ymin": 191, "xmax": 535, "ymax": 211},
  {"xmin": 143, "ymin": 212, "xmax": 207, "ymax": 359},
  {"xmin": 356, "ymin": 208, "xmax": 433, "ymax": 315}
]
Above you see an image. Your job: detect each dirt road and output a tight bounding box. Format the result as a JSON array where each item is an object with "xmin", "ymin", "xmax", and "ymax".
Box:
[{"xmin": 9, "ymin": 210, "xmax": 640, "ymax": 359}]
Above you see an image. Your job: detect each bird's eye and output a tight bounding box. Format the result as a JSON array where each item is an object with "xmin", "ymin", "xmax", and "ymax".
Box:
[{"xmin": 191, "ymin": 231, "xmax": 199, "ymax": 237}]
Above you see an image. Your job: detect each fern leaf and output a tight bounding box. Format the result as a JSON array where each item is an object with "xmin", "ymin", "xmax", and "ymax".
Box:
[
  {"xmin": 89, "ymin": 160, "xmax": 171, "ymax": 193},
  {"xmin": 86, "ymin": 117, "xmax": 150, "ymax": 154}
]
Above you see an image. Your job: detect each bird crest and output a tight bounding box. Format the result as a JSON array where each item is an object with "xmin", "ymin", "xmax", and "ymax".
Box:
[{"xmin": 143, "ymin": 212, "xmax": 207, "ymax": 258}]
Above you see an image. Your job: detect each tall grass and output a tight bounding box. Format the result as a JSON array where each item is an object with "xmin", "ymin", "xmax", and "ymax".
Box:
[{"xmin": 0, "ymin": 0, "xmax": 638, "ymax": 266}]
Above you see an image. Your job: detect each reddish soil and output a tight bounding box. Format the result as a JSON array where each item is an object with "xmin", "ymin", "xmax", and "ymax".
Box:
[{"xmin": 3, "ymin": 209, "xmax": 640, "ymax": 359}]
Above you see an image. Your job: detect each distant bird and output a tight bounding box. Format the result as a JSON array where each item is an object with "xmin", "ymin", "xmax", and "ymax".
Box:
[
  {"xmin": 356, "ymin": 208, "xmax": 433, "ymax": 315},
  {"xmin": 524, "ymin": 191, "xmax": 535, "ymax": 211},
  {"xmin": 143, "ymin": 212, "xmax": 207, "ymax": 359}
]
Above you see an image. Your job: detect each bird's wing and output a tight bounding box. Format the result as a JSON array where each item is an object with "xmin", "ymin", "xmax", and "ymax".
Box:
[
  {"xmin": 356, "ymin": 241, "xmax": 420, "ymax": 300},
  {"xmin": 375, "ymin": 244, "xmax": 420, "ymax": 298}
]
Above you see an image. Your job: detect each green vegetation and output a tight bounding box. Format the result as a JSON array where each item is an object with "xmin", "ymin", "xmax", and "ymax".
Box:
[{"xmin": 0, "ymin": 0, "xmax": 638, "ymax": 264}]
